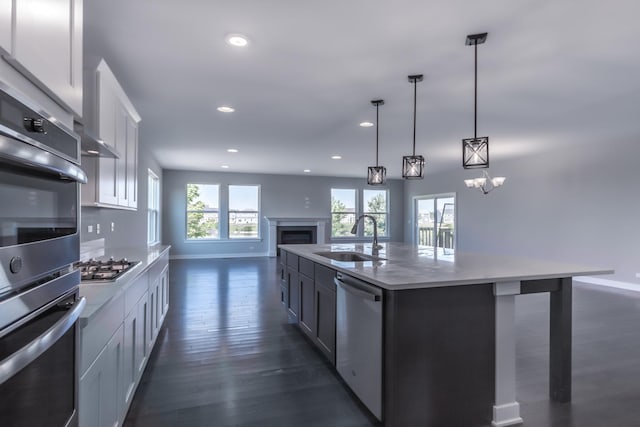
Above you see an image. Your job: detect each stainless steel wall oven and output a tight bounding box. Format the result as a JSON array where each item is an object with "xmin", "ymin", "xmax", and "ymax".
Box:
[{"xmin": 0, "ymin": 82, "xmax": 87, "ymax": 427}]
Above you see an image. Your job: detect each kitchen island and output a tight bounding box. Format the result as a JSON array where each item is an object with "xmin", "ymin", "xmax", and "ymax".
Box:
[{"xmin": 278, "ymin": 243, "xmax": 612, "ymax": 427}]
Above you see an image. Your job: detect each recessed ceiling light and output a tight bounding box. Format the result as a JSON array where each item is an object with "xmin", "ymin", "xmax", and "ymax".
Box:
[
  {"xmin": 303, "ymin": 169, "xmax": 311, "ymax": 173},
  {"xmin": 331, "ymin": 155, "xmax": 342, "ymax": 160},
  {"xmin": 360, "ymin": 122, "xmax": 374, "ymax": 127},
  {"xmin": 225, "ymin": 34, "xmax": 249, "ymax": 47},
  {"xmin": 221, "ymin": 165, "xmax": 229, "ymax": 169},
  {"xmin": 217, "ymin": 106, "xmax": 235, "ymax": 113},
  {"xmin": 227, "ymin": 148, "xmax": 238, "ymax": 153}
]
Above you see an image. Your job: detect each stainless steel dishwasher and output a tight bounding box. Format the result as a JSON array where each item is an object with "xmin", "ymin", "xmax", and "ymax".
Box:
[{"xmin": 335, "ymin": 272, "xmax": 383, "ymax": 421}]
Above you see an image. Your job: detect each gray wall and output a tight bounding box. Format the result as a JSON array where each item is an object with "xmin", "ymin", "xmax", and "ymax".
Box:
[
  {"xmin": 80, "ymin": 137, "xmax": 162, "ymax": 250},
  {"xmin": 163, "ymin": 170, "xmax": 405, "ymax": 258},
  {"xmin": 403, "ymin": 137, "xmax": 639, "ymax": 284}
]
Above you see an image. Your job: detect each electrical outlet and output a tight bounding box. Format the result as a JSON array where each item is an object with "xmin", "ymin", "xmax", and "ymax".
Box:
[
  {"xmin": 96, "ymin": 224, "xmax": 100, "ymax": 235},
  {"xmin": 111, "ymin": 222, "xmax": 115, "ymax": 232},
  {"xmin": 87, "ymin": 225, "xmax": 93, "ymax": 233}
]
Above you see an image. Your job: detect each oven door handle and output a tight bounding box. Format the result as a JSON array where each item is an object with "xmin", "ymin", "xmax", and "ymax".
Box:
[{"xmin": 0, "ymin": 296, "xmax": 86, "ymax": 385}]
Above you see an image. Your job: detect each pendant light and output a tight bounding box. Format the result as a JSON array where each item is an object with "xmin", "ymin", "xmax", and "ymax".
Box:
[
  {"xmin": 462, "ymin": 32, "xmax": 489, "ymax": 169},
  {"xmin": 367, "ymin": 99, "xmax": 386, "ymax": 185},
  {"xmin": 402, "ymin": 74, "xmax": 425, "ymax": 179}
]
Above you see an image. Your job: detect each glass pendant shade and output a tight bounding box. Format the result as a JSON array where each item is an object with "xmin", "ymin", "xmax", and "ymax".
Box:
[
  {"xmin": 462, "ymin": 136, "xmax": 489, "ymax": 169},
  {"xmin": 367, "ymin": 166, "xmax": 386, "ymax": 185},
  {"xmin": 402, "ymin": 155, "xmax": 425, "ymax": 179}
]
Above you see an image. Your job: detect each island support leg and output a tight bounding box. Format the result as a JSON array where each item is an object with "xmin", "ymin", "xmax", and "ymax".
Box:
[
  {"xmin": 492, "ymin": 281, "xmax": 524, "ymax": 427},
  {"xmin": 549, "ymin": 277, "xmax": 572, "ymax": 402}
]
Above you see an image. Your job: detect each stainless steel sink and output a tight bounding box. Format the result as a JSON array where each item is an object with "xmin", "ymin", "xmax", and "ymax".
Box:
[{"xmin": 313, "ymin": 251, "xmax": 384, "ymax": 262}]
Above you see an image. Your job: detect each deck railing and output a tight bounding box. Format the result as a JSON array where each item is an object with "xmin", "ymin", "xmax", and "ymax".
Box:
[{"xmin": 418, "ymin": 227, "xmax": 454, "ymax": 248}]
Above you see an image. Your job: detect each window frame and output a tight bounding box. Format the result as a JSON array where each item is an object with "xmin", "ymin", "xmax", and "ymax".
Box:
[
  {"xmin": 147, "ymin": 169, "xmax": 160, "ymax": 246},
  {"xmin": 330, "ymin": 188, "xmax": 390, "ymax": 239},
  {"xmin": 185, "ymin": 183, "xmax": 221, "ymax": 241},
  {"xmin": 227, "ymin": 184, "xmax": 261, "ymax": 240},
  {"xmin": 330, "ymin": 188, "xmax": 358, "ymax": 239},
  {"xmin": 362, "ymin": 189, "xmax": 389, "ymax": 238}
]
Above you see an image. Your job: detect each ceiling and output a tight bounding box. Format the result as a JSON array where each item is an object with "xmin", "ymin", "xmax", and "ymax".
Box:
[{"xmin": 84, "ymin": 0, "xmax": 640, "ymax": 179}]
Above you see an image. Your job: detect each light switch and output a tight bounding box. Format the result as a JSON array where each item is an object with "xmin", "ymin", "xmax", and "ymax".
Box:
[
  {"xmin": 87, "ymin": 225, "xmax": 93, "ymax": 233},
  {"xmin": 96, "ymin": 224, "xmax": 101, "ymax": 234},
  {"xmin": 111, "ymin": 222, "xmax": 115, "ymax": 232}
]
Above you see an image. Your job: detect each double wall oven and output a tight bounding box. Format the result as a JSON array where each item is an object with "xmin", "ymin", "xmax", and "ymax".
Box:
[{"xmin": 0, "ymin": 82, "xmax": 87, "ymax": 427}]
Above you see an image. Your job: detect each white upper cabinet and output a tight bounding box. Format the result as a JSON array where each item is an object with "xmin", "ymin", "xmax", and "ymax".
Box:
[
  {"xmin": 0, "ymin": 0, "xmax": 11, "ymax": 55},
  {"xmin": 82, "ymin": 59, "xmax": 140, "ymax": 210},
  {"xmin": 1, "ymin": 0, "xmax": 83, "ymax": 116}
]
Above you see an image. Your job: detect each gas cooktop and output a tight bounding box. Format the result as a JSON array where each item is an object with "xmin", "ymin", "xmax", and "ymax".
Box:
[{"xmin": 76, "ymin": 258, "xmax": 140, "ymax": 282}]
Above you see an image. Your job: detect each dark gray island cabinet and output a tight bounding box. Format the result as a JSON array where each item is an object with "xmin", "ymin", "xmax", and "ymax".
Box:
[
  {"xmin": 280, "ymin": 250, "xmax": 336, "ymax": 364},
  {"xmin": 279, "ymin": 243, "xmax": 613, "ymax": 427}
]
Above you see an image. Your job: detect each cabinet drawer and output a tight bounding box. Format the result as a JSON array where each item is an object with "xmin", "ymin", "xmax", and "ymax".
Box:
[
  {"xmin": 315, "ymin": 264, "xmax": 337, "ymax": 291},
  {"xmin": 286, "ymin": 253, "xmax": 299, "ymax": 269},
  {"xmin": 299, "ymin": 257, "xmax": 314, "ymax": 278},
  {"xmin": 80, "ymin": 293, "xmax": 124, "ymax": 375},
  {"xmin": 125, "ymin": 272, "xmax": 148, "ymax": 316},
  {"xmin": 148, "ymin": 253, "xmax": 169, "ymax": 283}
]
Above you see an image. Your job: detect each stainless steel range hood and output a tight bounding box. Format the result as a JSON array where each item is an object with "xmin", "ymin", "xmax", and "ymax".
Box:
[{"xmin": 74, "ymin": 121, "xmax": 120, "ymax": 159}]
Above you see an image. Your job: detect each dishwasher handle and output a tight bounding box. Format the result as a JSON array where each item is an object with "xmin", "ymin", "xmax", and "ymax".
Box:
[{"xmin": 334, "ymin": 276, "xmax": 381, "ymax": 302}]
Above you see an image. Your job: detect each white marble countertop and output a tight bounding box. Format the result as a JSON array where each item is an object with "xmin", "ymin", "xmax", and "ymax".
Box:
[
  {"xmin": 78, "ymin": 245, "xmax": 171, "ymax": 326},
  {"xmin": 279, "ymin": 243, "xmax": 614, "ymax": 290}
]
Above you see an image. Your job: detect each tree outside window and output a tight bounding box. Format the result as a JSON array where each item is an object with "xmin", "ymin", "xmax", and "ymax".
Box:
[
  {"xmin": 363, "ymin": 189, "xmax": 387, "ymax": 237},
  {"xmin": 331, "ymin": 189, "xmax": 356, "ymax": 237},
  {"xmin": 186, "ymin": 184, "xmax": 219, "ymax": 239}
]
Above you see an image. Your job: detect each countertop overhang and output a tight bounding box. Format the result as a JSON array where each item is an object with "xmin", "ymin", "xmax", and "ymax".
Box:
[{"xmin": 278, "ymin": 243, "xmax": 614, "ymax": 290}]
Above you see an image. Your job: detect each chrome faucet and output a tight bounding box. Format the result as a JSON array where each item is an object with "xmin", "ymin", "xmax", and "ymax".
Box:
[{"xmin": 351, "ymin": 214, "xmax": 383, "ymax": 254}]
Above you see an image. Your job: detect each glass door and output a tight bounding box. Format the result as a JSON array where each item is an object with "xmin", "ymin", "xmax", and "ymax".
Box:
[{"xmin": 414, "ymin": 194, "xmax": 456, "ymax": 254}]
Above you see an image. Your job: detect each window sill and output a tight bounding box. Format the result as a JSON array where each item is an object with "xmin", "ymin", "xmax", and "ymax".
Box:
[
  {"xmin": 185, "ymin": 238, "xmax": 263, "ymax": 244},
  {"xmin": 330, "ymin": 237, "xmax": 390, "ymax": 242}
]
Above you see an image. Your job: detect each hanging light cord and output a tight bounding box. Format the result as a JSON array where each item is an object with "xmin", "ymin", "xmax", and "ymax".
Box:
[
  {"xmin": 412, "ymin": 78, "xmax": 417, "ymax": 155},
  {"xmin": 474, "ymin": 41, "xmax": 478, "ymax": 140},
  {"xmin": 375, "ymin": 102, "xmax": 380, "ymax": 166}
]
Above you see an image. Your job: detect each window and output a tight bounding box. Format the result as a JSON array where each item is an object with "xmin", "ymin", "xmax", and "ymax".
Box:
[
  {"xmin": 228, "ymin": 185, "xmax": 260, "ymax": 239},
  {"xmin": 147, "ymin": 169, "xmax": 160, "ymax": 245},
  {"xmin": 331, "ymin": 189, "xmax": 357, "ymax": 237},
  {"xmin": 186, "ymin": 184, "xmax": 219, "ymax": 239},
  {"xmin": 414, "ymin": 194, "xmax": 455, "ymax": 252},
  {"xmin": 363, "ymin": 189, "xmax": 388, "ymax": 237},
  {"xmin": 331, "ymin": 188, "xmax": 389, "ymax": 238}
]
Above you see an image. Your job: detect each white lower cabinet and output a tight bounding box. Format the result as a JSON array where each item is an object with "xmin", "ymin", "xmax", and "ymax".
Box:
[
  {"xmin": 79, "ymin": 324, "xmax": 124, "ymax": 427},
  {"xmin": 160, "ymin": 265, "xmax": 169, "ymax": 323},
  {"xmin": 79, "ymin": 254, "xmax": 169, "ymax": 426},
  {"xmin": 122, "ymin": 290, "xmax": 147, "ymax": 409}
]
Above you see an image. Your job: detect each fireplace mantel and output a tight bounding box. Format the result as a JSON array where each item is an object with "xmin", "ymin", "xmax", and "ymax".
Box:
[{"xmin": 265, "ymin": 217, "xmax": 329, "ymax": 257}]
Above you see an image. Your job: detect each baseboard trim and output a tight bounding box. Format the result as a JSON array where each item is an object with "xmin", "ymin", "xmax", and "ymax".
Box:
[
  {"xmin": 170, "ymin": 252, "xmax": 269, "ymax": 260},
  {"xmin": 575, "ymin": 276, "xmax": 639, "ymax": 292}
]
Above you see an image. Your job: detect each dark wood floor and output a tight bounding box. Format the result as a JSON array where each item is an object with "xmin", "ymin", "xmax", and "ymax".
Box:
[{"xmin": 124, "ymin": 258, "xmax": 640, "ymax": 427}]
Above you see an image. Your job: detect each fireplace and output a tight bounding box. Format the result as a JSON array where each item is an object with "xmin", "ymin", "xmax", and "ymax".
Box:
[
  {"xmin": 277, "ymin": 226, "xmax": 317, "ymax": 255},
  {"xmin": 265, "ymin": 217, "xmax": 329, "ymax": 257}
]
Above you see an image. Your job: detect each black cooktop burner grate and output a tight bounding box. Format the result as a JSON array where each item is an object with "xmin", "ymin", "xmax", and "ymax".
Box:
[{"xmin": 76, "ymin": 258, "xmax": 140, "ymax": 282}]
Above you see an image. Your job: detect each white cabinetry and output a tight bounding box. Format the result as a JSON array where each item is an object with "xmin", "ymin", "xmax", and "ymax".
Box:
[
  {"xmin": 79, "ymin": 252, "xmax": 169, "ymax": 426},
  {"xmin": 82, "ymin": 59, "xmax": 140, "ymax": 210},
  {"xmin": 0, "ymin": 0, "xmax": 83, "ymax": 116},
  {"xmin": 0, "ymin": 0, "xmax": 11, "ymax": 55},
  {"xmin": 79, "ymin": 323, "xmax": 124, "ymax": 427},
  {"xmin": 122, "ymin": 272, "xmax": 149, "ymax": 411}
]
